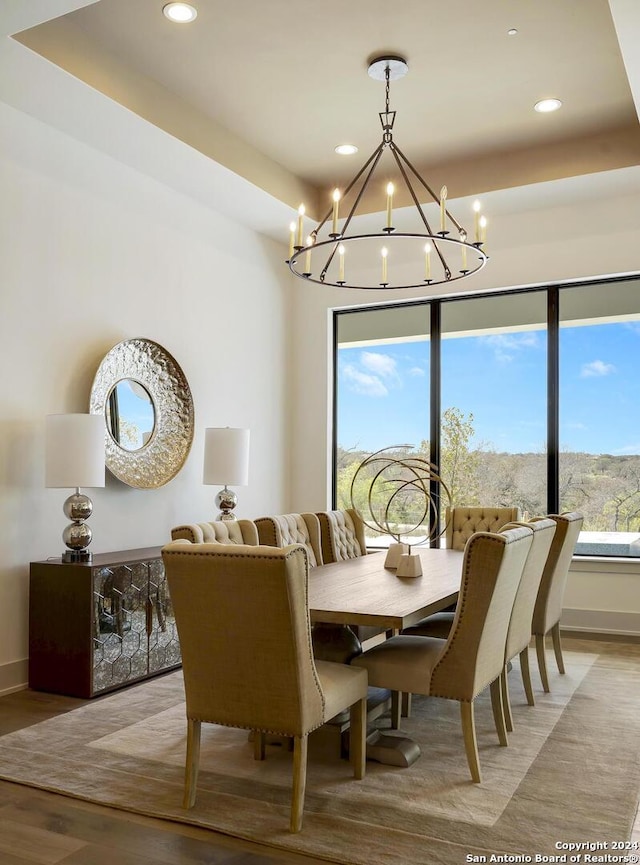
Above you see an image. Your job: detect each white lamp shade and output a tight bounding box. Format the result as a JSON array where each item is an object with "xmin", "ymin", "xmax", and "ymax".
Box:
[
  {"xmin": 203, "ymin": 427, "xmax": 250, "ymax": 486},
  {"xmin": 45, "ymin": 414, "xmax": 106, "ymax": 489}
]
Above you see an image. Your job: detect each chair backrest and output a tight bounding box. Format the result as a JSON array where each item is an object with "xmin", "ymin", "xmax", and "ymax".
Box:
[
  {"xmin": 445, "ymin": 506, "xmax": 523, "ymax": 551},
  {"xmin": 170, "ymin": 519, "xmax": 259, "ymax": 546},
  {"xmin": 532, "ymin": 512, "xmax": 584, "ymax": 635},
  {"xmin": 255, "ymin": 513, "xmax": 323, "ymax": 566},
  {"xmin": 500, "ymin": 518, "xmax": 557, "ymax": 661},
  {"xmin": 161, "ymin": 542, "xmax": 325, "ymax": 737},
  {"xmin": 316, "ymin": 508, "xmax": 367, "ymax": 563},
  {"xmin": 430, "ymin": 525, "xmax": 533, "ymax": 701}
]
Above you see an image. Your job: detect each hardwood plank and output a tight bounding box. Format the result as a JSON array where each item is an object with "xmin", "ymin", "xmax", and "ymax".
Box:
[{"xmin": 0, "ymin": 816, "xmax": 86, "ymax": 864}]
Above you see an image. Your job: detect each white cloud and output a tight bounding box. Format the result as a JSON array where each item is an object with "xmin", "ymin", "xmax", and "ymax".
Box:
[
  {"xmin": 613, "ymin": 442, "xmax": 640, "ymax": 455},
  {"xmin": 341, "ymin": 364, "xmax": 388, "ymax": 397},
  {"xmin": 360, "ymin": 351, "xmax": 398, "ymax": 379},
  {"xmin": 480, "ymin": 332, "xmax": 539, "ymax": 363},
  {"xmin": 408, "ymin": 366, "xmax": 426, "ymax": 377},
  {"xmin": 580, "ymin": 360, "xmax": 616, "ymax": 378}
]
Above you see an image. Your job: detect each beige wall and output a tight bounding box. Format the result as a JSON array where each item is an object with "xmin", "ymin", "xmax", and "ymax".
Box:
[{"xmin": 0, "ymin": 101, "xmax": 292, "ymax": 693}]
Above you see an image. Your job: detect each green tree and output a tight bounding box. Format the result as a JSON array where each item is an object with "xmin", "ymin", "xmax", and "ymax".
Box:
[{"xmin": 439, "ymin": 407, "xmax": 480, "ymax": 506}]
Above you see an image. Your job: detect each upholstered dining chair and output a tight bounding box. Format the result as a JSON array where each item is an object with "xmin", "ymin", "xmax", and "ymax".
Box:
[
  {"xmin": 316, "ymin": 508, "xmax": 367, "ymax": 563},
  {"xmin": 170, "ymin": 519, "xmax": 259, "ymax": 545},
  {"xmin": 531, "ymin": 512, "xmax": 584, "ymax": 693},
  {"xmin": 404, "ymin": 518, "xmax": 557, "ymax": 732},
  {"xmin": 445, "ymin": 506, "xmax": 523, "ymax": 551},
  {"xmin": 351, "ymin": 525, "xmax": 533, "ymax": 782},
  {"xmin": 255, "ymin": 513, "xmax": 323, "ymax": 566},
  {"xmin": 161, "ymin": 541, "xmax": 368, "ymax": 833}
]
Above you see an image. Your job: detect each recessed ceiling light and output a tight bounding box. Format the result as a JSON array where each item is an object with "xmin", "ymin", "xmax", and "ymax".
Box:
[
  {"xmin": 335, "ymin": 144, "xmax": 358, "ymax": 156},
  {"xmin": 163, "ymin": 3, "xmax": 198, "ymax": 23},
  {"xmin": 507, "ymin": 28, "xmax": 518, "ymax": 36},
  {"xmin": 534, "ymin": 98, "xmax": 562, "ymax": 113}
]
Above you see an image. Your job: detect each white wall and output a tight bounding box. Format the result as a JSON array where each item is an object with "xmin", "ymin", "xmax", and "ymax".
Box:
[
  {"xmin": 0, "ymin": 101, "xmax": 293, "ymax": 693},
  {"xmin": 289, "ymin": 177, "xmax": 640, "ymax": 636}
]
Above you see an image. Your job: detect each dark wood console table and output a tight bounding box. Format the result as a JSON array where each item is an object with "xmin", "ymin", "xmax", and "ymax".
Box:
[{"xmin": 29, "ymin": 547, "xmax": 181, "ymax": 698}]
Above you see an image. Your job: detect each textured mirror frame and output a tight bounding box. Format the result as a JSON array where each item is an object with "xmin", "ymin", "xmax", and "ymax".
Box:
[{"xmin": 89, "ymin": 338, "xmax": 195, "ymax": 489}]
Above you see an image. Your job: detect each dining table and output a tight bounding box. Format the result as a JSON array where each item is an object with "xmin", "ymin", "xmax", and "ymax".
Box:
[
  {"xmin": 306, "ymin": 545, "xmax": 465, "ymax": 767},
  {"xmin": 308, "ymin": 546, "xmax": 463, "ymax": 630}
]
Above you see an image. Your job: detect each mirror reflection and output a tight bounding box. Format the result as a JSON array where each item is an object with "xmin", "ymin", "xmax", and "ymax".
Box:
[{"xmin": 106, "ymin": 379, "xmax": 155, "ymax": 451}]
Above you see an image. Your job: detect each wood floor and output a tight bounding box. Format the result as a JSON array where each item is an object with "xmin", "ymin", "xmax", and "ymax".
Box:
[{"xmin": 1, "ymin": 638, "xmax": 639, "ymax": 864}]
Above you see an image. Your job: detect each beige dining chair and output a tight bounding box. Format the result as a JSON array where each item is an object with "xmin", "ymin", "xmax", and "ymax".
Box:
[
  {"xmin": 497, "ymin": 518, "xmax": 557, "ymax": 729},
  {"xmin": 531, "ymin": 512, "xmax": 584, "ymax": 692},
  {"xmin": 351, "ymin": 525, "xmax": 533, "ymax": 782},
  {"xmin": 171, "ymin": 519, "xmax": 259, "ymax": 545},
  {"xmin": 161, "ymin": 541, "xmax": 368, "ymax": 833},
  {"xmin": 445, "ymin": 506, "xmax": 523, "ymax": 551},
  {"xmin": 255, "ymin": 513, "xmax": 323, "ymax": 566},
  {"xmin": 316, "ymin": 508, "xmax": 367, "ymax": 563}
]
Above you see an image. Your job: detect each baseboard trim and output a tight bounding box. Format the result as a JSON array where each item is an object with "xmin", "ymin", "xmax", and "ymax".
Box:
[
  {"xmin": 561, "ymin": 628, "xmax": 640, "ymax": 644},
  {"xmin": 561, "ymin": 607, "xmax": 640, "ymax": 638},
  {"xmin": 0, "ymin": 659, "xmax": 28, "ymax": 696}
]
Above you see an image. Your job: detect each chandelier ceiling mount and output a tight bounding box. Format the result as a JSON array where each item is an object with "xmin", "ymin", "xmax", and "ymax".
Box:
[{"xmin": 286, "ymin": 54, "xmax": 489, "ymax": 291}]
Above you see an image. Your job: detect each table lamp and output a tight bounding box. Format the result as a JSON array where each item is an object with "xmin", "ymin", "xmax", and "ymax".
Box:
[
  {"xmin": 45, "ymin": 413, "xmax": 105, "ymax": 562},
  {"xmin": 203, "ymin": 427, "xmax": 250, "ymax": 520}
]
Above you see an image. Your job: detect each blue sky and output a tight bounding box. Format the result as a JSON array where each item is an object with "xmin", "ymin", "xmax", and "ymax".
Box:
[{"xmin": 337, "ymin": 321, "xmax": 640, "ymax": 455}]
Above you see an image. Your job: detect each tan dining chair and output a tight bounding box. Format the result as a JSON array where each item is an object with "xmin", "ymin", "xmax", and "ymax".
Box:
[
  {"xmin": 445, "ymin": 506, "xmax": 523, "ymax": 551},
  {"xmin": 497, "ymin": 518, "xmax": 557, "ymax": 729},
  {"xmin": 255, "ymin": 513, "xmax": 323, "ymax": 566},
  {"xmin": 531, "ymin": 512, "xmax": 584, "ymax": 692},
  {"xmin": 161, "ymin": 541, "xmax": 368, "ymax": 833},
  {"xmin": 351, "ymin": 525, "xmax": 533, "ymax": 782},
  {"xmin": 171, "ymin": 519, "xmax": 259, "ymax": 545},
  {"xmin": 316, "ymin": 508, "xmax": 367, "ymax": 563}
]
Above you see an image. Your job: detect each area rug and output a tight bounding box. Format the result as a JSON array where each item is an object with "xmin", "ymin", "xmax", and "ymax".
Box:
[{"xmin": 0, "ymin": 641, "xmax": 638, "ymax": 865}]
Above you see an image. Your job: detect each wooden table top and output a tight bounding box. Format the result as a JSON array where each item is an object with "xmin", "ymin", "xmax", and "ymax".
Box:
[{"xmin": 308, "ymin": 547, "xmax": 463, "ymax": 630}]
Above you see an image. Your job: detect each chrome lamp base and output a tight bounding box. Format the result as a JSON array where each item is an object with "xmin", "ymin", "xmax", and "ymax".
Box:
[
  {"xmin": 61, "ymin": 489, "xmax": 94, "ymax": 563},
  {"xmin": 215, "ymin": 485, "xmax": 238, "ymax": 521}
]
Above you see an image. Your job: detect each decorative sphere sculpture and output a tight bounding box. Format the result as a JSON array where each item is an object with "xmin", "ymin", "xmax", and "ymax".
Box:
[{"xmin": 349, "ymin": 445, "xmax": 452, "ymax": 545}]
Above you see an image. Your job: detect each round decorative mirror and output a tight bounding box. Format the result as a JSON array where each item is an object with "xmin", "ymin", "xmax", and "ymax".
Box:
[{"xmin": 89, "ymin": 338, "xmax": 194, "ymax": 488}]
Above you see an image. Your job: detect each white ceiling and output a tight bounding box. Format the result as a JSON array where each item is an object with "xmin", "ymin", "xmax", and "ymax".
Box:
[{"xmin": 5, "ymin": 0, "xmax": 640, "ymax": 243}]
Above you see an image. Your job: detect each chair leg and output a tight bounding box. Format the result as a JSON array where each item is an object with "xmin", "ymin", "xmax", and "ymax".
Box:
[
  {"xmin": 500, "ymin": 666, "xmax": 514, "ymax": 733},
  {"xmin": 184, "ymin": 718, "xmax": 201, "ymax": 809},
  {"xmin": 536, "ymin": 633, "xmax": 550, "ymax": 692},
  {"xmin": 520, "ymin": 647, "xmax": 535, "ymax": 706},
  {"xmin": 551, "ymin": 622, "xmax": 565, "ymax": 674},
  {"xmin": 349, "ymin": 697, "xmax": 367, "ymax": 780},
  {"xmin": 253, "ymin": 730, "xmax": 266, "ymax": 761},
  {"xmin": 459, "ymin": 701, "xmax": 482, "ymax": 783},
  {"xmin": 390, "ymin": 691, "xmax": 402, "ymax": 729},
  {"xmin": 490, "ymin": 678, "xmax": 508, "ymax": 746},
  {"xmin": 290, "ymin": 734, "xmax": 308, "ymax": 833}
]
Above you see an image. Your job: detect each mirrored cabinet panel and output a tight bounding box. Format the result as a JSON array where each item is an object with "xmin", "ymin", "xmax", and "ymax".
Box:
[{"xmin": 30, "ymin": 548, "xmax": 180, "ymax": 698}]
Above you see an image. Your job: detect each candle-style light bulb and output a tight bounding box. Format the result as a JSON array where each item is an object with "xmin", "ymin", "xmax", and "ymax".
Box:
[
  {"xmin": 479, "ymin": 214, "xmax": 488, "ymax": 246},
  {"xmin": 288, "ymin": 221, "xmax": 296, "ymax": 259},
  {"xmin": 338, "ymin": 243, "xmax": 345, "ymax": 282},
  {"xmin": 424, "ymin": 242, "xmax": 432, "ymax": 280},
  {"xmin": 473, "ymin": 200, "xmax": 481, "ymax": 243},
  {"xmin": 440, "ymin": 186, "xmax": 447, "ymax": 233},
  {"xmin": 386, "ymin": 182, "xmax": 394, "ymax": 229},
  {"xmin": 332, "ymin": 189, "xmax": 341, "ymax": 235},
  {"xmin": 304, "ymin": 234, "xmax": 313, "ymax": 275},
  {"xmin": 381, "ymin": 246, "xmax": 388, "ymax": 284},
  {"xmin": 460, "ymin": 230, "xmax": 467, "ymax": 271},
  {"xmin": 296, "ymin": 204, "xmax": 305, "ymax": 248}
]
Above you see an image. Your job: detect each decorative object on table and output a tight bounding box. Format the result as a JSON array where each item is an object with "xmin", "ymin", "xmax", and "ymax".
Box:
[
  {"xmin": 45, "ymin": 413, "xmax": 105, "ymax": 562},
  {"xmin": 89, "ymin": 337, "xmax": 194, "ymax": 489},
  {"xmin": 286, "ymin": 54, "xmax": 488, "ymax": 291},
  {"xmin": 349, "ymin": 445, "xmax": 452, "ymax": 576},
  {"xmin": 203, "ymin": 427, "xmax": 250, "ymax": 520}
]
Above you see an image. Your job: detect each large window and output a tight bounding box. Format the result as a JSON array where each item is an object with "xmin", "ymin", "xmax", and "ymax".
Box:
[{"xmin": 334, "ymin": 276, "xmax": 640, "ymax": 556}]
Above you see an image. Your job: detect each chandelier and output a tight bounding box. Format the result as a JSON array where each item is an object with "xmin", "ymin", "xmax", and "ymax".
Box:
[{"xmin": 286, "ymin": 55, "xmax": 489, "ymax": 291}]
